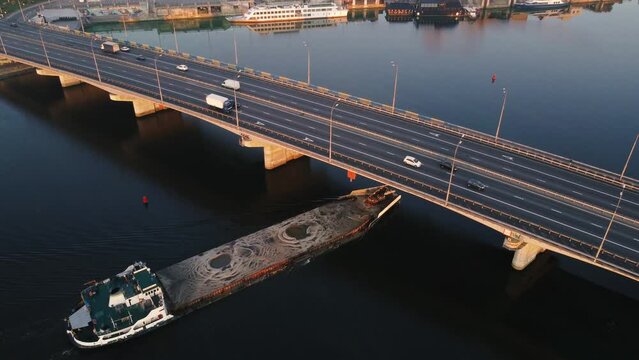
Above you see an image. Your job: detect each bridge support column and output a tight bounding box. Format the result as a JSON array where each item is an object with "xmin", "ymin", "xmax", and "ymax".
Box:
[
  {"xmin": 504, "ymin": 236, "xmax": 546, "ymax": 270},
  {"xmin": 240, "ymin": 135, "xmax": 303, "ymax": 170},
  {"xmin": 36, "ymin": 68, "xmax": 82, "ymax": 88},
  {"xmin": 109, "ymin": 94, "xmax": 165, "ymax": 117}
]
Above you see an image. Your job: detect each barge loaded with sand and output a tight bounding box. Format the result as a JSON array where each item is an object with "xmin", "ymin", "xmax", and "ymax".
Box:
[{"xmin": 66, "ymin": 186, "xmax": 400, "ymax": 348}]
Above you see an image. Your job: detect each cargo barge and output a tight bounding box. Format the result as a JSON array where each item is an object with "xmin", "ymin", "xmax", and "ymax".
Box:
[{"xmin": 66, "ymin": 186, "xmax": 400, "ymax": 348}]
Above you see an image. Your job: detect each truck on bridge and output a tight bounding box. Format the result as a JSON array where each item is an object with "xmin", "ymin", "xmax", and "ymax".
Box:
[
  {"xmin": 100, "ymin": 41, "xmax": 120, "ymax": 54},
  {"xmin": 206, "ymin": 93, "xmax": 235, "ymax": 114}
]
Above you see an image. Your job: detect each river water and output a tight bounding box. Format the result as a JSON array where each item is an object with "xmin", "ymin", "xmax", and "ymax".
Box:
[{"xmin": 1, "ymin": 3, "xmax": 638, "ymax": 359}]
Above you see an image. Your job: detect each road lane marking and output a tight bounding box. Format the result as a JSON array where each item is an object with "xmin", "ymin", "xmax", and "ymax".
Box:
[
  {"xmin": 440, "ymin": 147, "xmax": 449, "ymax": 151},
  {"xmin": 386, "ymin": 151, "xmax": 395, "ymax": 156},
  {"xmin": 590, "ymin": 223, "xmax": 603, "ymax": 228},
  {"xmin": 334, "ymin": 134, "xmax": 341, "ymax": 138},
  {"xmin": 411, "ymin": 138, "xmax": 420, "ymax": 142},
  {"xmin": 551, "ymin": 209, "xmax": 562, "ymax": 214},
  {"xmin": 263, "ymin": 111, "xmax": 271, "ymax": 115},
  {"xmin": 514, "ymin": 195, "xmax": 524, "ymax": 200},
  {"xmin": 502, "ymin": 167, "xmax": 512, "ymax": 172},
  {"xmin": 359, "ymin": 122, "xmax": 367, "ymax": 125},
  {"xmin": 312, "ymin": 107, "xmax": 320, "ymax": 111},
  {"xmin": 572, "ymin": 190, "xmax": 583, "ymax": 195},
  {"xmin": 283, "ymin": 118, "xmax": 293, "ymax": 122},
  {"xmin": 358, "ymin": 142, "xmax": 367, "ymax": 146},
  {"xmin": 308, "ymin": 126, "xmax": 316, "ymax": 130},
  {"xmin": 470, "ymin": 157, "xmax": 480, "ymax": 161},
  {"xmin": 385, "ymin": 129, "xmax": 393, "ymax": 134},
  {"xmin": 291, "ymin": 101, "xmax": 298, "ymax": 105},
  {"xmin": 536, "ymin": 178, "xmax": 546, "ymax": 183}
]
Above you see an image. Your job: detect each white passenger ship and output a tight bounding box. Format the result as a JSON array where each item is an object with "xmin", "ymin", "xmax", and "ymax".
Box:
[{"xmin": 228, "ymin": 2, "xmax": 349, "ymax": 24}]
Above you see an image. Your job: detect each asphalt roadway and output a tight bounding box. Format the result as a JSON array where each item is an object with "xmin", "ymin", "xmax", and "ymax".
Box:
[{"xmin": 0, "ymin": 20, "xmax": 637, "ymax": 278}]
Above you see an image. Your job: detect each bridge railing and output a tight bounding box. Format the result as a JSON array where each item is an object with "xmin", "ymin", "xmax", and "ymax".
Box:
[
  {"xmin": 8, "ymin": 35, "xmax": 637, "ymax": 280},
  {"xmin": 45, "ymin": 25, "xmax": 638, "ymax": 192}
]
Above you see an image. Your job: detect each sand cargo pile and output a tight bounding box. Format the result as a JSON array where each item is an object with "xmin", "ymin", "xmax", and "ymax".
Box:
[{"xmin": 156, "ymin": 186, "xmax": 401, "ymax": 314}]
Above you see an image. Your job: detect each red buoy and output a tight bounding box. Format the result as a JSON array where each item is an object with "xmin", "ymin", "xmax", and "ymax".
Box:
[
  {"xmin": 142, "ymin": 195, "xmax": 149, "ymax": 205},
  {"xmin": 491, "ymin": 73, "xmax": 496, "ymax": 83}
]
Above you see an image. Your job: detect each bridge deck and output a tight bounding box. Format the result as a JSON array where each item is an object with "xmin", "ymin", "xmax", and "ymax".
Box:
[{"xmin": 1, "ymin": 21, "xmax": 637, "ymax": 280}]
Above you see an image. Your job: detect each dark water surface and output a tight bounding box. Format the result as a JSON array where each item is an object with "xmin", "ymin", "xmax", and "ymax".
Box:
[{"xmin": 1, "ymin": 3, "xmax": 638, "ymax": 359}]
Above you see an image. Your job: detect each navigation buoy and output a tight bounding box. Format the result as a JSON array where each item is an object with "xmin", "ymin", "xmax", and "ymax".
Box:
[
  {"xmin": 142, "ymin": 195, "xmax": 149, "ymax": 207},
  {"xmin": 347, "ymin": 170, "xmax": 357, "ymax": 182},
  {"xmin": 491, "ymin": 73, "xmax": 496, "ymax": 83}
]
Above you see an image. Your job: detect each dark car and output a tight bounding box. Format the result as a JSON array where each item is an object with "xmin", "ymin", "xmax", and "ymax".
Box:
[
  {"xmin": 439, "ymin": 160, "xmax": 457, "ymax": 172},
  {"xmin": 10, "ymin": 22, "xmax": 17, "ymax": 27},
  {"xmin": 136, "ymin": 55, "xmax": 146, "ymax": 61},
  {"xmin": 467, "ymin": 179, "xmax": 486, "ymax": 191}
]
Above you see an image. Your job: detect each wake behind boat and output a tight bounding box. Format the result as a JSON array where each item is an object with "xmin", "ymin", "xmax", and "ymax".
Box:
[
  {"xmin": 514, "ymin": 0, "xmax": 569, "ymax": 10},
  {"xmin": 228, "ymin": 2, "xmax": 348, "ymax": 24}
]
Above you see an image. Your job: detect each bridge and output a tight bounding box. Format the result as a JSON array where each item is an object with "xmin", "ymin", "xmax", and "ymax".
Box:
[{"xmin": 0, "ymin": 17, "xmax": 637, "ymax": 282}]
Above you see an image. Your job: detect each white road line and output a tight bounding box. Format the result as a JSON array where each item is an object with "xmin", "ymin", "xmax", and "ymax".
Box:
[
  {"xmin": 470, "ymin": 157, "xmax": 481, "ymax": 161},
  {"xmin": 358, "ymin": 142, "xmax": 367, "ymax": 146},
  {"xmin": 283, "ymin": 118, "xmax": 293, "ymax": 122},
  {"xmin": 308, "ymin": 126, "xmax": 316, "ymax": 130},
  {"xmin": 263, "ymin": 111, "xmax": 271, "ymax": 115},
  {"xmin": 291, "ymin": 101, "xmax": 298, "ymax": 105},
  {"xmin": 514, "ymin": 195, "xmax": 525, "ymax": 200},
  {"xmin": 411, "ymin": 138, "xmax": 420, "ymax": 142},
  {"xmin": 572, "ymin": 190, "xmax": 583, "ymax": 195},
  {"xmin": 590, "ymin": 223, "xmax": 603, "ymax": 228},
  {"xmin": 387, "ymin": 151, "xmax": 395, "ymax": 156},
  {"xmin": 359, "ymin": 122, "xmax": 367, "ymax": 125},
  {"xmin": 536, "ymin": 178, "xmax": 546, "ymax": 183},
  {"xmin": 502, "ymin": 167, "xmax": 512, "ymax": 172},
  {"xmin": 312, "ymin": 107, "xmax": 320, "ymax": 111},
  {"xmin": 385, "ymin": 129, "xmax": 393, "ymax": 134},
  {"xmin": 633, "ymin": 238, "xmax": 639, "ymax": 243},
  {"xmin": 551, "ymin": 209, "xmax": 562, "ymax": 214},
  {"xmin": 334, "ymin": 134, "xmax": 341, "ymax": 138},
  {"xmin": 440, "ymin": 147, "xmax": 449, "ymax": 151}
]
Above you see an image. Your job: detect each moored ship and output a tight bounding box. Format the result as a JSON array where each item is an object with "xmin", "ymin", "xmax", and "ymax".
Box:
[
  {"xmin": 228, "ymin": 2, "xmax": 349, "ymax": 24},
  {"xmin": 514, "ymin": 0, "xmax": 569, "ymax": 10},
  {"xmin": 66, "ymin": 186, "xmax": 400, "ymax": 348}
]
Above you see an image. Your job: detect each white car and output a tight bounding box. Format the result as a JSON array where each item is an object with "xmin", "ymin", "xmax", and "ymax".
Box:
[
  {"xmin": 176, "ymin": 64, "xmax": 188, "ymax": 71},
  {"xmin": 403, "ymin": 156, "xmax": 422, "ymax": 168},
  {"xmin": 120, "ymin": 46, "xmax": 130, "ymax": 52}
]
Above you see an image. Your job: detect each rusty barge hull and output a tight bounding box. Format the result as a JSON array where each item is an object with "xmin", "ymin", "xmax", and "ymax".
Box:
[{"xmin": 156, "ymin": 186, "xmax": 400, "ymax": 315}]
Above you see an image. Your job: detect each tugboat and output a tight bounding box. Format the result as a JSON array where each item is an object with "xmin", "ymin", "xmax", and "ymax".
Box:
[{"xmin": 66, "ymin": 262, "xmax": 174, "ymax": 348}]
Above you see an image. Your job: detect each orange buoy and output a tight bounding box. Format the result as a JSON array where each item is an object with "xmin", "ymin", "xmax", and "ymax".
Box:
[
  {"xmin": 491, "ymin": 73, "xmax": 496, "ymax": 83},
  {"xmin": 347, "ymin": 170, "xmax": 357, "ymax": 182}
]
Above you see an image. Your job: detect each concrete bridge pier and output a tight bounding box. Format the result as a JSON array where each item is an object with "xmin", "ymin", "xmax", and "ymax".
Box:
[
  {"xmin": 109, "ymin": 94, "xmax": 165, "ymax": 117},
  {"xmin": 240, "ymin": 135, "xmax": 303, "ymax": 170},
  {"xmin": 503, "ymin": 235, "xmax": 546, "ymax": 270},
  {"xmin": 36, "ymin": 68, "xmax": 82, "ymax": 87}
]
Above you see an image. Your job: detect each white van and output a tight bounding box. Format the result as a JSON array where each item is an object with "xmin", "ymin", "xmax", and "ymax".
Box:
[{"xmin": 221, "ymin": 79, "xmax": 240, "ymax": 91}]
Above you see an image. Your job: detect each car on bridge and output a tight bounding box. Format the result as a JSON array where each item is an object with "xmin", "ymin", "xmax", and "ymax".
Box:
[
  {"xmin": 120, "ymin": 46, "xmax": 130, "ymax": 52},
  {"xmin": 10, "ymin": 22, "xmax": 17, "ymax": 27},
  {"xmin": 439, "ymin": 160, "xmax": 457, "ymax": 172},
  {"xmin": 403, "ymin": 156, "xmax": 422, "ymax": 168},
  {"xmin": 467, "ymin": 179, "xmax": 486, "ymax": 191},
  {"xmin": 136, "ymin": 55, "xmax": 146, "ymax": 61},
  {"xmin": 176, "ymin": 65, "xmax": 189, "ymax": 71}
]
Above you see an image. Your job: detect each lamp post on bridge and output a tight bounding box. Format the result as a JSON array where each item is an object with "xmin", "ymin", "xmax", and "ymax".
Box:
[
  {"xmin": 445, "ymin": 134, "xmax": 465, "ymax": 206},
  {"xmin": 303, "ymin": 41, "xmax": 310, "ymax": 85},
  {"xmin": 594, "ymin": 185, "xmax": 625, "ymax": 262},
  {"xmin": 154, "ymin": 54, "xmax": 164, "ymax": 103},
  {"xmin": 390, "ymin": 61, "xmax": 398, "ymax": 113},
  {"xmin": 620, "ymin": 133, "xmax": 638, "ymax": 181},
  {"xmin": 90, "ymin": 36, "xmax": 102, "ymax": 82},
  {"xmin": 495, "ymin": 87, "xmax": 507, "ymax": 141},
  {"xmin": 39, "ymin": 29, "xmax": 51, "ymax": 68},
  {"xmin": 233, "ymin": 71, "xmax": 241, "ymax": 131},
  {"xmin": 329, "ymin": 100, "xmax": 340, "ymax": 162},
  {"xmin": 121, "ymin": 16, "xmax": 128, "ymax": 40},
  {"xmin": 172, "ymin": 21, "xmax": 179, "ymax": 53},
  {"xmin": 18, "ymin": 1, "xmax": 26, "ymax": 22}
]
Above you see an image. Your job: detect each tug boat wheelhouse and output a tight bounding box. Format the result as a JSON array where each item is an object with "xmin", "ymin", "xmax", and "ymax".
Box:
[
  {"xmin": 228, "ymin": 2, "xmax": 348, "ymax": 23},
  {"xmin": 66, "ymin": 262, "xmax": 174, "ymax": 348}
]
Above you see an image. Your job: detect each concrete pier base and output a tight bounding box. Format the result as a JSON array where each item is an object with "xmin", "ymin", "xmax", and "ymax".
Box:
[
  {"xmin": 240, "ymin": 135, "xmax": 303, "ymax": 170},
  {"xmin": 109, "ymin": 94, "xmax": 164, "ymax": 117},
  {"xmin": 504, "ymin": 235, "xmax": 546, "ymax": 270},
  {"xmin": 36, "ymin": 68, "xmax": 82, "ymax": 87}
]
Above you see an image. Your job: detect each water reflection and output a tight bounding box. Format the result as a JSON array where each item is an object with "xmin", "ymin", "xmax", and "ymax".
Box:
[{"xmin": 244, "ymin": 17, "xmax": 347, "ymax": 35}]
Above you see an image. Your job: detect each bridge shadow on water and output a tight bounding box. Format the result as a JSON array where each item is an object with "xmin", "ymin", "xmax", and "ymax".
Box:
[{"xmin": 0, "ymin": 73, "xmax": 637, "ymax": 359}]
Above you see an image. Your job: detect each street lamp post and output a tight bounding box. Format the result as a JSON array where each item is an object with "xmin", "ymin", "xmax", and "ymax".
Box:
[
  {"xmin": 154, "ymin": 54, "xmax": 164, "ymax": 103},
  {"xmin": 620, "ymin": 133, "xmax": 638, "ymax": 181},
  {"xmin": 18, "ymin": 1, "xmax": 25, "ymax": 22},
  {"xmin": 495, "ymin": 87, "xmax": 507, "ymax": 141},
  {"xmin": 122, "ymin": 16, "xmax": 128, "ymax": 39},
  {"xmin": 233, "ymin": 72, "xmax": 241, "ymax": 130},
  {"xmin": 90, "ymin": 37, "xmax": 101, "ymax": 82},
  {"xmin": 39, "ymin": 30, "xmax": 51, "ymax": 68},
  {"xmin": 303, "ymin": 41, "xmax": 310, "ymax": 85},
  {"xmin": 594, "ymin": 185, "xmax": 625, "ymax": 261},
  {"xmin": 233, "ymin": 29, "xmax": 238, "ymax": 65},
  {"xmin": 329, "ymin": 100, "xmax": 340, "ymax": 162},
  {"xmin": 0, "ymin": 34, "xmax": 7, "ymax": 55},
  {"xmin": 172, "ymin": 21, "xmax": 179, "ymax": 53},
  {"xmin": 391, "ymin": 61, "xmax": 398, "ymax": 113},
  {"xmin": 445, "ymin": 134, "xmax": 465, "ymax": 206}
]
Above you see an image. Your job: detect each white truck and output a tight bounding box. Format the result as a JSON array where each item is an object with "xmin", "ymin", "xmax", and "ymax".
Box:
[
  {"xmin": 206, "ymin": 93, "xmax": 235, "ymax": 114},
  {"xmin": 221, "ymin": 79, "xmax": 241, "ymax": 91},
  {"xmin": 100, "ymin": 41, "xmax": 120, "ymax": 53}
]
